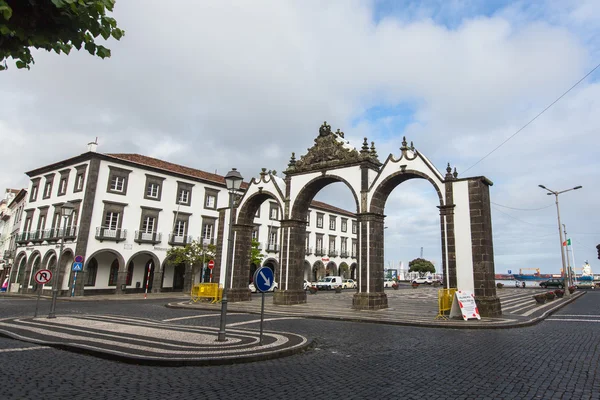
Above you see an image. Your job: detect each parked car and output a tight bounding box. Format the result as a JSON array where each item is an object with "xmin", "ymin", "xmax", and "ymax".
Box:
[
  {"xmin": 383, "ymin": 279, "xmax": 395, "ymax": 288},
  {"xmin": 342, "ymin": 279, "xmax": 357, "ymax": 289},
  {"xmin": 412, "ymin": 276, "xmax": 433, "ymax": 285},
  {"xmin": 539, "ymin": 278, "xmax": 564, "ymax": 289},
  {"xmin": 249, "ymin": 281, "xmax": 279, "ymax": 293},
  {"xmin": 316, "ymin": 276, "xmax": 343, "ymax": 290},
  {"xmin": 303, "ymin": 280, "xmax": 311, "ymax": 290}
]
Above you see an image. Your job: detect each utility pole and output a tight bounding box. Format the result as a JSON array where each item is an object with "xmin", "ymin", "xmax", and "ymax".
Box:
[{"xmin": 562, "ymin": 224, "xmax": 572, "ymax": 287}]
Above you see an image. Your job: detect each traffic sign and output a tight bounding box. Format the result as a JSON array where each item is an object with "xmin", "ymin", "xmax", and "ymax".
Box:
[
  {"xmin": 508, "ymin": 270, "xmax": 512, "ymax": 274},
  {"xmin": 207, "ymin": 260, "xmax": 215, "ymax": 270},
  {"xmin": 72, "ymin": 262, "xmax": 83, "ymax": 272},
  {"xmin": 253, "ymin": 266, "xmax": 274, "ymax": 293},
  {"xmin": 34, "ymin": 269, "xmax": 53, "ymax": 285},
  {"xmin": 74, "ymin": 255, "xmax": 84, "ymax": 263}
]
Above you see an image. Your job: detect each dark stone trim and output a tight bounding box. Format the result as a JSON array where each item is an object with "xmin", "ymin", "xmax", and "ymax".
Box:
[{"xmin": 102, "ymin": 200, "xmax": 129, "ymax": 207}]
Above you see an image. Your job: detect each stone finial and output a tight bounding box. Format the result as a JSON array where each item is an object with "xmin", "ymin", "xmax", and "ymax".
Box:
[
  {"xmin": 370, "ymin": 141, "xmax": 378, "ymax": 158},
  {"xmin": 445, "ymin": 163, "xmax": 453, "ymax": 180},
  {"xmin": 335, "ymin": 128, "xmax": 345, "ymax": 139},
  {"xmin": 400, "ymin": 136, "xmax": 408, "ymax": 151},
  {"xmin": 410, "ymin": 141, "xmax": 414, "ymax": 150},
  {"xmin": 453, "ymin": 167, "xmax": 458, "ymax": 179},
  {"xmin": 288, "ymin": 152, "xmax": 296, "ymax": 168},
  {"xmin": 260, "ymin": 168, "xmax": 267, "ymax": 178},
  {"xmin": 319, "ymin": 121, "xmax": 332, "ymax": 137},
  {"xmin": 361, "ymin": 137, "xmax": 370, "ymax": 154}
]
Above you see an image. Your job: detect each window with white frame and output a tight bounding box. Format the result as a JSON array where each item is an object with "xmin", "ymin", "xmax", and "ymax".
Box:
[
  {"xmin": 144, "ymin": 175, "xmax": 164, "ymax": 201},
  {"xmin": 58, "ymin": 178, "xmax": 67, "ymax": 195},
  {"xmin": 204, "ymin": 189, "xmax": 218, "ymax": 210},
  {"xmin": 316, "ymin": 213, "xmax": 324, "ymax": 228},
  {"xmin": 104, "ymin": 212, "xmax": 120, "ymax": 230},
  {"xmin": 110, "ymin": 176, "xmax": 125, "ymax": 192},
  {"xmin": 329, "ymin": 216, "xmax": 336, "ymax": 230},
  {"xmin": 316, "ymin": 235, "xmax": 323, "ymax": 253},
  {"xmin": 202, "ymin": 222, "xmax": 214, "ymax": 242},
  {"xmin": 142, "ymin": 216, "xmax": 155, "ymax": 233},
  {"xmin": 329, "ymin": 236, "xmax": 336, "ymax": 251},
  {"xmin": 176, "ymin": 181, "xmax": 194, "ymax": 206},
  {"xmin": 341, "ymin": 218, "xmax": 347, "ymax": 232},
  {"xmin": 269, "ymin": 229, "xmax": 277, "ymax": 246},
  {"xmin": 174, "ymin": 220, "xmax": 186, "ymax": 236},
  {"xmin": 352, "ymin": 220, "xmax": 357, "ymax": 234},
  {"xmin": 252, "ymin": 227, "xmax": 259, "ymax": 241},
  {"xmin": 341, "ymin": 237, "xmax": 348, "ymax": 253},
  {"xmin": 29, "ymin": 179, "xmax": 40, "ymax": 202},
  {"xmin": 147, "ymin": 183, "xmax": 159, "ymax": 198},
  {"xmin": 269, "ymin": 203, "xmax": 279, "ymax": 220},
  {"xmin": 352, "ymin": 240, "xmax": 357, "ymax": 256},
  {"xmin": 74, "ymin": 173, "xmax": 85, "ymax": 192},
  {"xmin": 178, "ymin": 189, "xmax": 189, "ymax": 204},
  {"xmin": 306, "ymin": 211, "xmax": 310, "ymax": 226},
  {"xmin": 43, "ymin": 181, "xmax": 53, "ymax": 198}
]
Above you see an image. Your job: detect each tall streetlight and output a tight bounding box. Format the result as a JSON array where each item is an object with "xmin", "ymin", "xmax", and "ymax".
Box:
[
  {"xmin": 217, "ymin": 168, "xmax": 243, "ymax": 342},
  {"xmin": 538, "ymin": 185, "xmax": 582, "ymax": 298},
  {"xmin": 48, "ymin": 201, "xmax": 74, "ymax": 318}
]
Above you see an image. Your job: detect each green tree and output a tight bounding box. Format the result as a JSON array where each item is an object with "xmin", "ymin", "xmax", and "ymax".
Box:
[
  {"xmin": 408, "ymin": 258, "xmax": 435, "ymax": 275},
  {"xmin": 166, "ymin": 240, "xmax": 216, "ymax": 268},
  {"xmin": 0, "ymin": 0, "xmax": 124, "ymax": 70},
  {"xmin": 250, "ymin": 239, "xmax": 264, "ymax": 267}
]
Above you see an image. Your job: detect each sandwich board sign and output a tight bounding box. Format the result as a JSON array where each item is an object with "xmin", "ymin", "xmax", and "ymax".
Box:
[{"xmin": 449, "ymin": 290, "xmax": 481, "ymax": 321}]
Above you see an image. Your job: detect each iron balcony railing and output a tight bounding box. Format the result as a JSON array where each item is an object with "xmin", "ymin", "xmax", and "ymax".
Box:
[
  {"xmin": 305, "ymin": 246, "xmax": 313, "ymax": 255},
  {"xmin": 95, "ymin": 227, "xmax": 127, "ymax": 243},
  {"xmin": 351, "ymin": 251, "xmax": 357, "ymax": 258},
  {"xmin": 3, "ymin": 249, "xmax": 15, "ymax": 259},
  {"xmin": 266, "ymin": 243, "xmax": 279, "ymax": 252},
  {"xmin": 168, "ymin": 233, "xmax": 193, "ymax": 246},
  {"xmin": 134, "ymin": 231, "xmax": 162, "ymax": 245},
  {"xmin": 314, "ymin": 247, "xmax": 326, "ymax": 257},
  {"xmin": 340, "ymin": 250, "xmax": 349, "ymax": 258},
  {"xmin": 328, "ymin": 250, "xmax": 339, "ymax": 257}
]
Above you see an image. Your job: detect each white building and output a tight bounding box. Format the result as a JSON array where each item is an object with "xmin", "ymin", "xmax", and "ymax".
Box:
[
  {"xmin": 8, "ymin": 143, "xmax": 357, "ymax": 296},
  {"xmin": 0, "ymin": 188, "xmax": 21, "ymax": 285}
]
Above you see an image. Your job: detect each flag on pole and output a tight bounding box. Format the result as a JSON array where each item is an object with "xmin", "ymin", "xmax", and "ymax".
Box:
[{"xmin": 562, "ymin": 238, "xmax": 571, "ymax": 246}]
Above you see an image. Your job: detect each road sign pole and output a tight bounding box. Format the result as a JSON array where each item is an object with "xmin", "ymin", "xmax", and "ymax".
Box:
[
  {"xmin": 259, "ymin": 291, "xmax": 265, "ymax": 346},
  {"xmin": 34, "ymin": 285, "xmax": 42, "ymax": 318},
  {"xmin": 71, "ymin": 271, "xmax": 77, "ymax": 297}
]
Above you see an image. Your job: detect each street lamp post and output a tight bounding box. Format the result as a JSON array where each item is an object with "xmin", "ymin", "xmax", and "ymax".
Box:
[
  {"xmin": 201, "ymin": 238, "xmax": 209, "ymax": 283},
  {"xmin": 48, "ymin": 201, "xmax": 74, "ymax": 318},
  {"xmin": 217, "ymin": 168, "xmax": 243, "ymax": 342},
  {"xmin": 538, "ymin": 185, "xmax": 582, "ymax": 298}
]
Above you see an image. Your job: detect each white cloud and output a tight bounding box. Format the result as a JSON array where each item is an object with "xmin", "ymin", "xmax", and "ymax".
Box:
[{"xmin": 1, "ymin": 0, "xmax": 598, "ymax": 274}]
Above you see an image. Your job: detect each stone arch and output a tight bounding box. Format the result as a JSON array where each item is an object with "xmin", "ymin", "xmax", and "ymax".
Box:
[
  {"xmin": 339, "ymin": 261, "xmax": 349, "ymax": 278},
  {"xmin": 10, "ymin": 252, "xmax": 27, "ymax": 291},
  {"xmin": 224, "ymin": 188, "xmax": 285, "ymax": 302},
  {"xmin": 84, "ymin": 249, "xmax": 126, "ymax": 294},
  {"xmin": 350, "ymin": 262, "xmax": 358, "ymax": 280},
  {"xmin": 125, "ymin": 251, "xmax": 161, "ymax": 293},
  {"xmin": 312, "ymin": 260, "xmax": 325, "ymax": 281},
  {"xmin": 25, "ymin": 251, "xmax": 42, "ymax": 292},
  {"xmin": 290, "ymin": 174, "xmax": 360, "ymax": 221},
  {"xmin": 303, "ymin": 260, "xmax": 311, "ymax": 281},
  {"xmin": 326, "ymin": 261, "xmax": 337, "ymax": 276}
]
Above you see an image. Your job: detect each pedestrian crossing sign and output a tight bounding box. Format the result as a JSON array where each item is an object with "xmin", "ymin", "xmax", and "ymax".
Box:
[{"xmin": 72, "ymin": 262, "xmax": 83, "ymax": 272}]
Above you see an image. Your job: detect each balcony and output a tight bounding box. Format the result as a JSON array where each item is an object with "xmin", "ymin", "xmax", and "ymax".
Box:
[
  {"xmin": 351, "ymin": 252, "xmax": 357, "ymax": 258},
  {"xmin": 43, "ymin": 227, "xmax": 78, "ymax": 242},
  {"xmin": 16, "ymin": 231, "xmax": 33, "ymax": 245},
  {"xmin": 328, "ymin": 250, "xmax": 339, "ymax": 257},
  {"xmin": 95, "ymin": 227, "xmax": 127, "ymax": 243},
  {"xmin": 3, "ymin": 249, "xmax": 14, "ymax": 260},
  {"xmin": 134, "ymin": 231, "xmax": 162, "ymax": 245},
  {"xmin": 168, "ymin": 233, "xmax": 193, "ymax": 246},
  {"xmin": 340, "ymin": 250, "xmax": 349, "ymax": 258},
  {"xmin": 265, "ymin": 243, "xmax": 279, "ymax": 253},
  {"xmin": 314, "ymin": 248, "xmax": 326, "ymax": 257},
  {"xmin": 305, "ymin": 246, "xmax": 313, "ymax": 255}
]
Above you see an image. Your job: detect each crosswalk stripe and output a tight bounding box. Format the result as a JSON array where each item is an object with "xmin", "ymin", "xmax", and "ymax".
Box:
[
  {"xmin": 0, "ymin": 346, "xmax": 49, "ymax": 353},
  {"xmin": 546, "ymin": 318, "xmax": 600, "ymax": 323},
  {"xmin": 227, "ymin": 317, "xmax": 302, "ymax": 327}
]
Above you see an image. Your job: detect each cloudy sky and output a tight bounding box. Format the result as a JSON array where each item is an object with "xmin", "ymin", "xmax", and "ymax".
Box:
[{"xmin": 1, "ymin": 0, "xmax": 599, "ymax": 276}]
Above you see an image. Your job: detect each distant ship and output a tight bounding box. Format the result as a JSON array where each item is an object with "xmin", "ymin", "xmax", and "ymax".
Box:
[{"xmin": 512, "ymin": 268, "xmax": 553, "ymax": 281}]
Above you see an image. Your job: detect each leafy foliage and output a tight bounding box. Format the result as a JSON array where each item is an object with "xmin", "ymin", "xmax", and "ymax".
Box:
[
  {"xmin": 0, "ymin": 0, "xmax": 124, "ymax": 70},
  {"xmin": 250, "ymin": 239, "xmax": 264, "ymax": 266},
  {"xmin": 408, "ymin": 258, "xmax": 436, "ymax": 274},
  {"xmin": 166, "ymin": 240, "xmax": 216, "ymax": 267}
]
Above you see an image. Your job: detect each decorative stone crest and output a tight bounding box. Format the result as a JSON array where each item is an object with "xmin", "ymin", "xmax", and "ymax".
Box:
[{"xmin": 286, "ymin": 121, "xmax": 380, "ymax": 174}]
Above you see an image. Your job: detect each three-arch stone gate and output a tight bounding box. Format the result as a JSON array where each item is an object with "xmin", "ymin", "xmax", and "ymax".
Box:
[{"xmin": 212, "ymin": 122, "xmax": 501, "ymax": 317}]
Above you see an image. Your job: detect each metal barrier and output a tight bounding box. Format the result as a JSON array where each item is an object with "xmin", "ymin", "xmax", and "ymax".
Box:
[
  {"xmin": 190, "ymin": 283, "xmax": 223, "ymax": 304},
  {"xmin": 436, "ymin": 288, "xmax": 457, "ymax": 320}
]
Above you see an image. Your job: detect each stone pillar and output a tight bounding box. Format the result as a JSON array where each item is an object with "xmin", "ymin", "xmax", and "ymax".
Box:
[
  {"xmin": 151, "ymin": 261, "xmax": 162, "ymax": 293},
  {"xmin": 352, "ymin": 212, "xmax": 388, "ymax": 310},
  {"xmin": 273, "ymin": 219, "xmax": 307, "ymax": 305},
  {"xmin": 438, "ymin": 203, "xmax": 456, "ymax": 289},
  {"xmin": 116, "ymin": 265, "xmax": 127, "ymax": 294},
  {"xmin": 183, "ymin": 262, "xmax": 193, "ymax": 294},
  {"xmin": 228, "ymin": 223, "xmax": 253, "ymax": 302},
  {"xmin": 469, "ymin": 178, "xmax": 501, "ymax": 317}
]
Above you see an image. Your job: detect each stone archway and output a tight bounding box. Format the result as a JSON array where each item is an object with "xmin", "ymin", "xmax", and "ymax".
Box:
[
  {"xmin": 226, "ymin": 122, "xmax": 500, "ymax": 316},
  {"xmin": 126, "ymin": 252, "xmax": 161, "ymax": 293},
  {"xmin": 82, "ymin": 249, "xmax": 125, "ymax": 295},
  {"xmin": 10, "ymin": 252, "xmax": 27, "ymax": 293}
]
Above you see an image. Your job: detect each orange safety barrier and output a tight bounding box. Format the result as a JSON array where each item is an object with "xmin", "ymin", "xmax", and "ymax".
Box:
[{"xmin": 190, "ymin": 283, "xmax": 222, "ymax": 303}]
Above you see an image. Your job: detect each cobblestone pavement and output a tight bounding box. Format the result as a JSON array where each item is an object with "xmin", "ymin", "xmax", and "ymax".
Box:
[{"xmin": 1, "ymin": 289, "xmax": 598, "ymax": 399}]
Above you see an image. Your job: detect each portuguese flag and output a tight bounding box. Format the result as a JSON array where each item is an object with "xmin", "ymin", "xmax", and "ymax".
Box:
[{"xmin": 562, "ymin": 238, "xmax": 571, "ymax": 246}]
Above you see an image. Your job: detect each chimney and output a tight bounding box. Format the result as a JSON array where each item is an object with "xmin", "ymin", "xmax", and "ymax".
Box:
[{"xmin": 87, "ymin": 138, "xmax": 98, "ymax": 152}]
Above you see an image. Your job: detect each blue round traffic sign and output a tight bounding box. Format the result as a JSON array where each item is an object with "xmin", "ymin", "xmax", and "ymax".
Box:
[{"xmin": 253, "ymin": 267, "xmax": 275, "ymax": 293}]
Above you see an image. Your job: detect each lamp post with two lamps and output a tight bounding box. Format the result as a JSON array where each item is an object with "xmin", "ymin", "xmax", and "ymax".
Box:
[
  {"xmin": 217, "ymin": 168, "xmax": 243, "ymax": 342},
  {"xmin": 538, "ymin": 185, "xmax": 582, "ymax": 297},
  {"xmin": 48, "ymin": 201, "xmax": 74, "ymax": 318}
]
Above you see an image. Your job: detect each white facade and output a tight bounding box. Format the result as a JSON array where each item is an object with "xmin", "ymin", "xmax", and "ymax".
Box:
[{"xmin": 9, "ymin": 146, "xmax": 357, "ymax": 295}]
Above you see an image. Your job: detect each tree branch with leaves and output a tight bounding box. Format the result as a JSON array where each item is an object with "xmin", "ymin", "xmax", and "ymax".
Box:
[{"xmin": 0, "ymin": 0, "xmax": 124, "ymax": 70}]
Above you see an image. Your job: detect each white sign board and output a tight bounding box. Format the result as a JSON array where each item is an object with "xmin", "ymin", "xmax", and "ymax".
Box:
[{"xmin": 449, "ymin": 290, "xmax": 481, "ymax": 321}]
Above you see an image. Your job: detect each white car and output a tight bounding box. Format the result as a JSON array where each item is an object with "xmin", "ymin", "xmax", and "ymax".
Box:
[
  {"xmin": 342, "ymin": 279, "xmax": 357, "ymax": 289},
  {"xmin": 304, "ymin": 280, "xmax": 311, "ymax": 290},
  {"xmin": 383, "ymin": 279, "xmax": 395, "ymax": 288},
  {"xmin": 412, "ymin": 276, "xmax": 433, "ymax": 285},
  {"xmin": 249, "ymin": 281, "xmax": 278, "ymax": 293}
]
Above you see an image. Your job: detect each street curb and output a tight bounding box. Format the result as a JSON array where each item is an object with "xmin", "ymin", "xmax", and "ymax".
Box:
[
  {"xmin": 166, "ymin": 291, "xmax": 585, "ymax": 330},
  {"xmin": 0, "ymin": 322, "xmax": 314, "ymax": 367}
]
